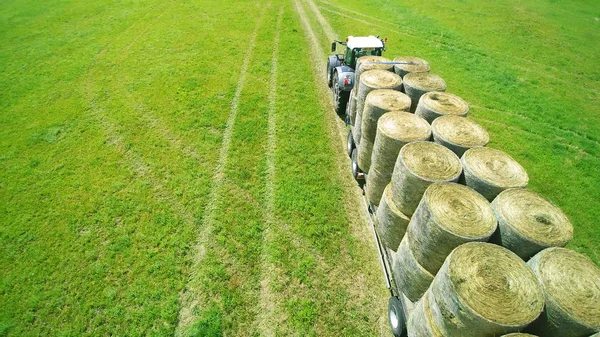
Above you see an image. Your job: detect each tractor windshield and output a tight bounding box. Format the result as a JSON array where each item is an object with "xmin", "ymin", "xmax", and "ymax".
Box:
[{"xmin": 345, "ymin": 48, "xmax": 383, "ymax": 68}]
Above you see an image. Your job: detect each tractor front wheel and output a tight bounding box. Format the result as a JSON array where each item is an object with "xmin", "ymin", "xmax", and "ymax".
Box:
[{"xmin": 332, "ymin": 73, "xmax": 349, "ymax": 116}]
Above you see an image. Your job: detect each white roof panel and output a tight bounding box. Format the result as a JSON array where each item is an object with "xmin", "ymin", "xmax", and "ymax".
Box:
[{"xmin": 346, "ymin": 36, "xmax": 383, "ymax": 49}]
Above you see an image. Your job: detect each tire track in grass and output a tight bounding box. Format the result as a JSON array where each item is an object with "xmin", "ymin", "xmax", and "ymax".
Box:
[
  {"xmin": 293, "ymin": 0, "xmax": 389, "ymax": 334},
  {"xmin": 317, "ymin": 0, "xmax": 599, "ymax": 85},
  {"xmin": 175, "ymin": 4, "xmax": 268, "ymax": 333},
  {"xmin": 306, "ymin": 0, "xmax": 336, "ymax": 41},
  {"xmin": 255, "ymin": 6, "xmax": 284, "ymax": 337}
]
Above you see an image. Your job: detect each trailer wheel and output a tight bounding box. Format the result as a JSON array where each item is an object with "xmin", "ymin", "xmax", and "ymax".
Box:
[
  {"xmin": 347, "ymin": 131, "xmax": 355, "ymax": 157},
  {"xmin": 388, "ymin": 296, "xmax": 406, "ymax": 337},
  {"xmin": 351, "ymin": 148, "xmax": 360, "ymax": 180},
  {"xmin": 332, "ymin": 73, "xmax": 349, "ymax": 116}
]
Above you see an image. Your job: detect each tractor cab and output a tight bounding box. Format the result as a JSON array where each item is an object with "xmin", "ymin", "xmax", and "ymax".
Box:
[
  {"xmin": 327, "ymin": 35, "xmax": 387, "ymax": 115},
  {"xmin": 335, "ymin": 36, "xmax": 385, "ymax": 69}
]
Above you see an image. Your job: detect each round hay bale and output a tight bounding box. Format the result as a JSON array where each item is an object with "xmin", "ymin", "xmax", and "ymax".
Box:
[
  {"xmin": 415, "ymin": 91, "xmax": 469, "ymax": 123},
  {"xmin": 431, "ymin": 115, "xmax": 489, "ymax": 157},
  {"xmin": 403, "ymin": 73, "xmax": 446, "ymax": 113},
  {"xmin": 428, "ymin": 242, "xmax": 544, "ymax": 337},
  {"xmin": 461, "ymin": 147, "xmax": 529, "ymax": 201},
  {"xmin": 366, "ymin": 112, "xmax": 431, "ymax": 206},
  {"xmin": 407, "ymin": 291, "xmax": 445, "ymax": 337},
  {"xmin": 375, "ymin": 184, "xmax": 410, "ymax": 251},
  {"xmin": 390, "ymin": 141, "xmax": 462, "ymax": 216},
  {"xmin": 355, "ymin": 55, "xmax": 392, "ymax": 85},
  {"xmin": 501, "ymin": 334, "xmax": 539, "ymax": 337},
  {"xmin": 393, "ymin": 56, "xmax": 430, "ymax": 78},
  {"xmin": 354, "ymin": 69, "xmax": 403, "ymax": 136},
  {"xmin": 357, "ymin": 90, "xmax": 411, "ymax": 171},
  {"xmin": 491, "ymin": 189, "xmax": 573, "ymax": 260},
  {"xmin": 408, "ymin": 182, "xmax": 497, "ymax": 274},
  {"xmin": 526, "ymin": 247, "xmax": 600, "ymax": 337},
  {"xmin": 392, "ymin": 235, "xmax": 434, "ymax": 302}
]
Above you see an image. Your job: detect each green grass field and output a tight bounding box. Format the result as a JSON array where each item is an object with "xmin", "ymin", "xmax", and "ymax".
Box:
[{"xmin": 1, "ymin": 0, "xmax": 598, "ymax": 336}]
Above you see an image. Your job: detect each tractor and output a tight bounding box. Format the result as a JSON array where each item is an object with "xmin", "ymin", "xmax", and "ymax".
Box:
[{"xmin": 326, "ymin": 35, "xmax": 387, "ymax": 115}]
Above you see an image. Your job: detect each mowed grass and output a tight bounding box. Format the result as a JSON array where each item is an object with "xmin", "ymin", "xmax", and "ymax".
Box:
[
  {"xmin": 1, "ymin": 0, "xmax": 387, "ymax": 335},
  {"xmin": 1, "ymin": 0, "xmax": 598, "ymax": 336},
  {"xmin": 316, "ymin": 0, "xmax": 599, "ymax": 263}
]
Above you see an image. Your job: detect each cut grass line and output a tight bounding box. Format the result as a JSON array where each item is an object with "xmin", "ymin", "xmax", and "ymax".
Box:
[
  {"xmin": 255, "ymin": 6, "xmax": 284, "ymax": 337},
  {"xmin": 317, "ymin": 0, "xmax": 598, "ymax": 85},
  {"xmin": 87, "ymin": 100, "xmax": 194, "ymax": 225},
  {"xmin": 293, "ymin": 1, "xmax": 388, "ymax": 331},
  {"xmin": 305, "ymin": 0, "xmax": 336, "ymax": 41},
  {"xmin": 174, "ymin": 4, "xmax": 268, "ymax": 333},
  {"xmin": 316, "ymin": 1, "xmax": 597, "ymax": 95},
  {"xmin": 471, "ymin": 104, "xmax": 600, "ymax": 152}
]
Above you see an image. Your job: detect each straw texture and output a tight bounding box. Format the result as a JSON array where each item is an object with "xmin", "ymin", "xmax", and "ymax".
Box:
[
  {"xmin": 408, "ymin": 182, "xmax": 497, "ymax": 274},
  {"xmin": 390, "ymin": 141, "xmax": 462, "ymax": 216},
  {"xmin": 393, "ymin": 56, "xmax": 430, "ymax": 78},
  {"xmin": 461, "ymin": 147, "xmax": 529, "ymax": 201},
  {"xmin": 366, "ymin": 112, "xmax": 431, "ymax": 206},
  {"xmin": 375, "ymin": 184, "xmax": 410, "ymax": 251},
  {"xmin": 392, "ymin": 235, "xmax": 435, "ymax": 302},
  {"xmin": 526, "ymin": 248, "xmax": 600, "ymax": 337},
  {"xmin": 491, "ymin": 189, "xmax": 573, "ymax": 260},
  {"xmin": 432, "ymin": 116, "xmax": 489, "ymax": 156},
  {"xmin": 357, "ymin": 90, "xmax": 411, "ymax": 171},
  {"xmin": 428, "ymin": 243, "xmax": 544, "ymax": 337},
  {"xmin": 415, "ymin": 92, "xmax": 469, "ymax": 123},
  {"xmin": 407, "ymin": 291, "xmax": 445, "ymax": 337},
  {"xmin": 403, "ymin": 73, "xmax": 446, "ymax": 112}
]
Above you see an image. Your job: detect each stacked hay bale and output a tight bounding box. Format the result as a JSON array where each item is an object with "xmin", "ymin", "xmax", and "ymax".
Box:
[
  {"xmin": 392, "ymin": 234, "xmax": 434, "ymax": 302},
  {"xmin": 526, "ymin": 248, "xmax": 600, "ymax": 337},
  {"xmin": 402, "ymin": 73, "xmax": 446, "ymax": 112},
  {"xmin": 390, "ymin": 141, "xmax": 462, "ymax": 216},
  {"xmin": 431, "ymin": 115, "xmax": 489, "ymax": 156},
  {"xmin": 347, "ymin": 89, "xmax": 357, "ymax": 124},
  {"xmin": 393, "ymin": 56, "xmax": 430, "ymax": 78},
  {"xmin": 415, "ymin": 92, "xmax": 469, "ymax": 123},
  {"xmin": 352, "ymin": 69, "xmax": 402, "ymax": 147},
  {"xmin": 393, "ymin": 182, "xmax": 497, "ymax": 301},
  {"xmin": 376, "ymin": 184, "xmax": 410, "ymax": 252},
  {"xmin": 366, "ymin": 111, "xmax": 430, "ymax": 206},
  {"xmin": 351, "ymin": 56, "xmax": 394, "ymax": 133},
  {"xmin": 408, "ymin": 243, "xmax": 544, "ymax": 337},
  {"xmin": 491, "ymin": 189, "xmax": 573, "ymax": 260},
  {"xmin": 461, "ymin": 147, "xmax": 529, "ymax": 201},
  {"xmin": 357, "ymin": 90, "xmax": 411, "ymax": 171}
]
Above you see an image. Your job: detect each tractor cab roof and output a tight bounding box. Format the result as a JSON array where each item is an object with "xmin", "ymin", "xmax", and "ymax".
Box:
[{"xmin": 346, "ymin": 36, "xmax": 384, "ymax": 49}]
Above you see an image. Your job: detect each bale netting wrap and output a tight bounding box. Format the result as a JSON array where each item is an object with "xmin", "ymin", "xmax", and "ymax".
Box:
[
  {"xmin": 390, "ymin": 141, "xmax": 462, "ymax": 216},
  {"xmin": 461, "ymin": 147, "xmax": 529, "ymax": 201},
  {"xmin": 357, "ymin": 90, "xmax": 412, "ymax": 171},
  {"xmin": 354, "ymin": 69, "xmax": 403, "ymax": 135},
  {"xmin": 491, "ymin": 189, "xmax": 573, "ymax": 260},
  {"xmin": 415, "ymin": 91, "xmax": 469, "ymax": 123},
  {"xmin": 366, "ymin": 112, "xmax": 431, "ymax": 206},
  {"xmin": 428, "ymin": 242, "xmax": 544, "ymax": 337},
  {"xmin": 407, "ymin": 291, "xmax": 445, "ymax": 337},
  {"xmin": 526, "ymin": 247, "xmax": 600, "ymax": 337},
  {"xmin": 408, "ymin": 182, "xmax": 497, "ymax": 274},
  {"xmin": 393, "ymin": 56, "xmax": 430, "ymax": 79},
  {"xmin": 403, "ymin": 73, "xmax": 446, "ymax": 113},
  {"xmin": 355, "ymin": 55, "xmax": 393, "ymax": 85},
  {"xmin": 375, "ymin": 184, "xmax": 410, "ymax": 251},
  {"xmin": 431, "ymin": 115, "xmax": 489, "ymax": 157},
  {"xmin": 392, "ymin": 235, "xmax": 434, "ymax": 302}
]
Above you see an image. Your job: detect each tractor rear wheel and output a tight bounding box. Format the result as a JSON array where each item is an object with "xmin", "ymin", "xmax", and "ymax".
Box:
[{"xmin": 332, "ymin": 73, "xmax": 349, "ymax": 116}]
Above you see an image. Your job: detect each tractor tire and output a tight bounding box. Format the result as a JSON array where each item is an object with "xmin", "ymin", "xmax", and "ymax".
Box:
[{"xmin": 332, "ymin": 73, "xmax": 349, "ymax": 116}]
